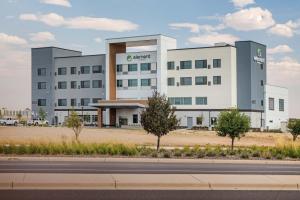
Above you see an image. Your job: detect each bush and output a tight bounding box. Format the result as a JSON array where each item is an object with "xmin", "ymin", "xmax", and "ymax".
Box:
[
  {"xmin": 240, "ymin": 151, "xmax": 249, "ymax": 159},
  {"xmin": 163, "ymin": 151, "xmax": 171, "ymax": 158},
  {"xmin": 173, "ymin": 148, "xmax": 182, "ymax": 157},
  {"xmin": 197, "ymin": 150, "xmax": 205, "ymax": 158}
]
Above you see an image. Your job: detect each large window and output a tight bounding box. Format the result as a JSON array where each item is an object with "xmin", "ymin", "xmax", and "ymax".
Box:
[
  {"xmin": 116, "ymin": 64, "xmax": 122, "ymax": 72},
  {"xmin": 180, "ymin": 77, "xmax": 192, "ymax": 86},
  {"xmin": 58, "ymin": 67, "xmax": 67, "ymax": 75},
  {"xmin": 92, "ymin": 98, "xmax": 102, "ymax": 103},
  {"xmin": 81, "ymin": 98, "xmax": 90, "ymax": 106},
  {"xmin": 92, "ymin": 65, "xmax": 102, "ymax": 73},
  {"xmin": 71, "ymin": 67, "xmax": 76, "ymax": 75},
  {"xmin": 117, "ymin": 80, "xmax": 123, "ymax": 87},
  {"xmin": 141, "ymin": 63, "xmax": 151, "ymax": 71},
  {"xmin": 213, "ymin": 59, "xmax": 221, "ymax": 68},
  {"xmin": 128, "ymin": 79, "xmax": 138, "ymax": 87},
  {"xmin": 167, "ymin": 61, "xmax": 175, "ymax": 70},
  {"xmin": 37, "ymin": 68, "xmax": 46, "ymax": 76},
  {"xmin": 141, "ymin": 79, "xmax": 151, "ymax": 86},
  {"xmin": 168, "ymin": 77, "xmax": 175, "ymax": 86},
  {"xmin": 133, "ymin": 114, "xmax": 138, "ymax": 124},
  {"xmin": 80, "ymin": 66, "xmax": 90, "ymax": 74},
  {"xmin": 128, "ymin": 64, "xmax": 138, "ymax": 72},
  {"xmin": 269, "ymin": 97, "xmax": 274, "ymax": 110},
  {"xmin": 38, "ymin": 82, "xmax": 46, "ymax": 89},
  {"xmin": 213, "ymin": 76, "xmax": 221, "ymax": 85},
  {"xmin": 279, "ymin": 99, "xmax": 284, "ymax": 111},
  {"xmin": 195, "ymin": 97, "xmax": 207, "ymax": 105},
  {"xmin": 58, "ymin": 81, "xmax": 67, "ymax": 89},
  {"xmin": 70, "ymin": 99, "xmax": 77, "ymax": 107},
  {"xmin": 195, "ymin": 60, "xmax": 207, "ymax": 68},
  {"xmin": 168, "ymin": 97, "xmax": 192, "ymax": 105},
  {"xmin": 92, "ymin": 80, "xmax": 102, "ymax": 88},
  {"xmin": 71, "ymin": 81, "xmax": 77, "ymax": 89},
  {"xmin": 38, "ymin": 99, "xmax": 46, "ymax": 106},
  {"xmin": 58, "ymin": 99, "xmax": 67, "ymax": 106},
  {"xmin": 80, "ymin": 80, "xmax": 90, "ymax": 88},
  {"xmin": 180, "ymin": 61, "xmax": 192, "ymax": 69},
  {"xmin": 195, "ymin": 76, "xmax": 207, "ymax": 85}
]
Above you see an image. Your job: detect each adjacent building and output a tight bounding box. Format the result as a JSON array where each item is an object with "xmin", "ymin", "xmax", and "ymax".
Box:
[{"xmin": 31, "ymin": 34, "xmax": 288, "ymax": 130}]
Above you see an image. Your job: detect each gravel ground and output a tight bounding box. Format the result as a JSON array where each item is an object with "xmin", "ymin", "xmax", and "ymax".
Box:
[{"xmin": 0, "ymin": 126, "xmax": 293, "ymax": 147}]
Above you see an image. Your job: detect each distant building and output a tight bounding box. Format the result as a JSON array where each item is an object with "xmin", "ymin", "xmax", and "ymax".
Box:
[{"xmin": 0, "ymin": 108, "xmax": 31, "ymax": 120}]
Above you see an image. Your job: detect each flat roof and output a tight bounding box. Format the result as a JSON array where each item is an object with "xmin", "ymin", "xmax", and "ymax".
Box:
[
  {"xmin": 168, "ymin": 44, "xmax": 235, "ymax": 51},
  {"xmin": 235, "ymin": 40, "xmax": 266, "ymax": 47},
  {"xmin": 105, "ymin": 34, "xmax": 176, "ymax": 41},
  {"xmin": 31, "ymin": 46, "xmax": 82, "ymax": 53},
  {"xmin": 54, "ymin": 54, "xmax": 105, "ymax": 59}
]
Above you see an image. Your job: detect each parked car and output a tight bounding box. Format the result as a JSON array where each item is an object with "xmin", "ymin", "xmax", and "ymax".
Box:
[
  {"xmin": 27, "ymin": 118, "xmax": 49, "ymax": 126},
  {"xmin": 0, "ymin": 118, "xmax": 19, "ymax": 126}
]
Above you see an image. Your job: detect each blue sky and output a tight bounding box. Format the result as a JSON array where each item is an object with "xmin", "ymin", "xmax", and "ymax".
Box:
[{"xmin": 0, "ymin": 0, "xmax": 300, "ymax": 117}]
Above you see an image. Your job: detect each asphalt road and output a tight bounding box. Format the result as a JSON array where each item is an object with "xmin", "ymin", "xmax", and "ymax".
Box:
[
  {"xmin": 0, "ymin": 190, "xmax": 299, "ymax": 200},
  {"xmin": 1, "ymin": 160, "xmax": 300, "ymax": 174}
]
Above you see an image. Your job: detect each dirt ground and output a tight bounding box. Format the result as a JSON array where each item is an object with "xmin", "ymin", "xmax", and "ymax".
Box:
[{"xmin": 0, "ymin": 126, "xmax": 293, "ymax": 147}]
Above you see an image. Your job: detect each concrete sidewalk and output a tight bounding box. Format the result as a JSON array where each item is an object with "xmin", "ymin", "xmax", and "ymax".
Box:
[
  {"xmin": 1, "ymin": 156, "xmax": 300, "ymax": 165},
  {"xmin": 0, "ymin": 173, "xmax": 299, "ymax": 190}
]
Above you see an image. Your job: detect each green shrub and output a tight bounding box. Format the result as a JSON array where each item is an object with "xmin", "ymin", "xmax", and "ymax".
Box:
[
  {"xmin": 240, "ymin": 151, "xmax": 249, "ymax": 159},
  {"xmin": 163, "ymin": 151, "xmax": 171, "ymax": 158},
  {"xmin": 173, "ymin": 148, "xmax": 182, "ymax": 157},
  {"xmin": 197, "ymin": 150, "xmax": 205, "ymax": 158},
  {"xmin": 206, "ymin": 150, "xmax": 216, "ymax": 157}
]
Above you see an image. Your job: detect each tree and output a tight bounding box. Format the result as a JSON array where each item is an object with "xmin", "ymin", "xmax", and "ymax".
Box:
[
  {"xmin": 0, "ymin": 110, "xmax": 2, "ymax": 119},
  {"xmin": 215, "ymin": 109, "xmax": 250, "ymax": 150},
  {"xmin": 38, "ymin": 108, "xmax": 47, "ymax": 121},
  {"xmin": 16, "ymin": 111, "xmax": 22, "ymax": 121},
  {"xmin": 66, "ymin": 110, "xmax": 83, "ymax": 142},
  {"xmin": 140, "ymin": 91, "xmax": 179, "ymax": 151},
  {"xmin": 287, "ymin": 119, "xmax": 300, "ymax": 141}
]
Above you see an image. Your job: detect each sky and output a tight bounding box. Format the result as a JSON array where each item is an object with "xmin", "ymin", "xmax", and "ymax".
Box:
[{"xmin": 0, "ymin": 0, "xmax": 299, "ymax": 117}]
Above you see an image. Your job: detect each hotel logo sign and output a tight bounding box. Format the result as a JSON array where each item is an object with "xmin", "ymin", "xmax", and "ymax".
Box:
[
  {"xmin": 253, "ymin": 48, "xmax": 265, "ymax": 64},
  {"xmin": 127, "ymin": 54, "xmax": 151, "ymax": 62}
]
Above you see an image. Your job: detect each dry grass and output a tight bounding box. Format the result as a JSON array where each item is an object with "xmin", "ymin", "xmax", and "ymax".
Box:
[{"xmin": 0, "ymin": 126, "xmax": 295, "ymax": 147}]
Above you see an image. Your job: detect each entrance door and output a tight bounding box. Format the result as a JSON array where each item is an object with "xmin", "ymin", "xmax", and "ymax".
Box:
[{"xmin": 187, "ymin": 117, "xmax": 193, "ymax": 129}]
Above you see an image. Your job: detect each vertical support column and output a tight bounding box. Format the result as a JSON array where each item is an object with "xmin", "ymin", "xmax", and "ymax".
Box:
[
  {"xmin": 97, "ymin": 108, "xmax": 103, "ymax": 128},
  {"xmin": 109, "ymin": 108, "xmax": 116, "ymax": 127}
]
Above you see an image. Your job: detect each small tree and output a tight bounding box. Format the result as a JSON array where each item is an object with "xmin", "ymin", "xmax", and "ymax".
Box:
[
  {"xmin": 66, "ymin": 110, "xmax": 83, "ymax": 142},
  {"xmin": 215, "ymin": 109, "xmax": 250, "ymax": 150},
  {"xmin": 16, "ymin": 111, "xmax": 22, "ymax": 121},
  {"xmin": 38, "ymin": 108, "xmax": 47, "ymax": 121},
  {"xmin": 141, "ymin": 91, "xmax": 179, "ymax": 151},
  {"xmin": 287, "ymin": 119, "xmax": 300, "ymax": 141}
]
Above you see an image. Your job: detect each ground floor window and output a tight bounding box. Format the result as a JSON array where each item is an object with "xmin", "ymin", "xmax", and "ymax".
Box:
[
  {"xmin": 92, "ymin": 115, "xmax": 98, "ymax": 122},
  {"xmin": 133, "ymin": 114, "xmax": 138, "ymax": 124}
]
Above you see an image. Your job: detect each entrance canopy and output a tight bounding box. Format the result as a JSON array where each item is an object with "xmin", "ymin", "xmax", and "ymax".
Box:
[{"xmin": 89, "ymin": 100, "xmax": 147, "ymax": 109}]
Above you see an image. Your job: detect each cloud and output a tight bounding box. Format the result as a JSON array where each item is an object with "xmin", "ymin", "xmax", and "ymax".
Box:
[
  {"xmin": 30, "ymin": 32, "xmax": 56, "ymax": 42},
  {"xmin": 268, "ymin": 45, "xmax": 293, "ymax": 54},
  {"xmin": 231, "ymin": 0, "xmax": 255, "ymax": 8},
  {"xmin": 0, "ymin": 33, "xmax": 27, "ymax": 45},
  {"xmin": 188, "ymin": 32, "xmax": 239, "ymax": 45},
  {"xmin": 19, "ymin": 13, "xmax": 139, "ymax": 32},
  {"xmin": 40, "ymin": 0, "xmax": 71, "ymax": 7},
  {"xmin": 169, "ymin": 23, "xmax": 225, "ymax": 33},
  {"xmin": 268, "ymin": 20, "xmax": 300, "ymax": 37},
  {"xmin": 94, "ymin": 37, "xmax": 102, "ymax": 43},
  {"xmin": 224, "ymin": 7, "xmax": 275, "ymax": 31}
]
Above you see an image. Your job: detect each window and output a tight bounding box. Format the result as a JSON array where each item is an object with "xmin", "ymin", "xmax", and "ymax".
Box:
[
  {"xmin": 195, "ymin": 60, "xmax": 207, "ymax": 68},
  {"xmin": 71, "ymin": 67, "xmax": 76, "ymax": 75},
  {"xmin": 213, "ymin": 76, "xmax": 221, "ymax": 85},
  {"xmin": 92, "ymin": 65, "xmax": 102, "ymax": 73},
  {"xmin": 81, "ymin": 80, "xmax": 90, "ymax": 88},
  {"xmin": 180, "ymin": 77, "xmax": 192, "ymax": 85},
  {"xmin": 133, "ymin": 114, "xmax": 138, "ymax": 124},
  {"xmin": 141, "ymin": 79, "xmax": 151, "ymax": 86},
  {"xmin": 128, "ymin": 64, "xmax": 138, "ymax": 72},
  {"xmin": 70, "ymin": 99, "xmax": 77, "ymax": 107},
  {"xmin": 128, "ymin": 79, "xmax": 138, "ymax": 87},
  {"xmin": 58, "ymin": 99, "xmax": 67, "ymax": 106},
  {"xmin": 168, "ymin": 97, "xmax": 192, "ymax": 105},
  {"xmin": 71, "ymin": 81, "xmax": 77, "ymax": 89},
  {"xmin": 261, "ymin": 100, "xmax": 264, "ymax": 106},
  {"xmin": 92, "ymin": 115, "xmax": 98, "ymax": 122},
  {"xmin": 80, "ymin": 66, "xmax": 90, "ymax": 74},
  {"xmin": 92, "ymin": 80, "xmax": 102, "ymax": 88},
  {"xmin": 141, "ymin": 63, "xmax": 151, "ymax": 71},
  {"xmin": 195, "ymin": 76, "xmax": 207, "ymax": 85},
  {"xmin": 58, "ymin": 67, "xmax": 67, "ymax": 75},
  {"xmin": 260, "ymin": 63, "xmax": 264, "ymax": 70},
  {"xmin": 58, "ymin": 81, "xmax": 67, "ymax": 89},
  {"xmin": 37, "ymin": 68, "xmax": 46, "ymax": 76},
  {"xmin": 116, "ymin": 64, "xmax": 122, "ymax": 72},
  {"xmin": 195, "ymin": 97, "xmax": 207, "ymax": 105},
  {"xmin": 117, "ymin": 80, "xmax": 123, "ymax": 87},
  {"xmin": 261, "ymin": 80, "xmax": 264, "ymax": 86},
  {"xmin": 83, "ymin": 115, "xmax": 90, "ymax": 123},
  {"xmin": 81, "ymin": 98, "xmax": 90, "ymax": 106},
  {"xmin": 38, "ymin": 99, "xmax": 46, "ymax": 106},
  {"xmin": 269, "ymin": 98, "xmax": 274, "ymax": 110},
  {"xmin": 38, "ymin": 82, "xmax": 46, "ymax": 89},
  {"xmin": 167, "ymin": 61, "xmax": 175, "ymax": 70},
  {"xmin": 168, "ymin": 78, "xmax": 175, "ymax": 86},
  {"xmin": 92, "ymin": 98, "xmax": 102, "ymax": 103},
  {"xmin": 279, "ymin": 99, "xmax": 284, "ymax": 111},
  {"xmin": 213, "ymin": 59, "xmax": 221, "ymax": 68},
  {"xmin": 180, "ymin": 61, "xmax": 192, "ymax": 69}
]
